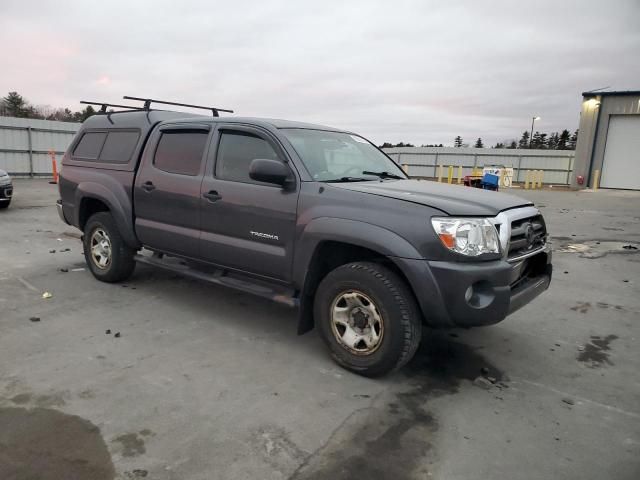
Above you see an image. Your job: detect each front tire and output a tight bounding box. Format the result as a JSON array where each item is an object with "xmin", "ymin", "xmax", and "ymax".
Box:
[
  {"xmin": 0, "ymin": 201, "xmax": 10, "ymax": 209},
  {"xmin": 83, "ymin": 212, "xmax": 135, "ymax": 282},
  {"xmin": 314, "ymin": 262, "xmax": 422, "ymax": 377}
]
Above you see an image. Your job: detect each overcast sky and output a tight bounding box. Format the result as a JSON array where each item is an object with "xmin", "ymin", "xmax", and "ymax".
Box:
[{"xmin": 1, "ymin": 0, "xmax": 639, "ymax": 146}]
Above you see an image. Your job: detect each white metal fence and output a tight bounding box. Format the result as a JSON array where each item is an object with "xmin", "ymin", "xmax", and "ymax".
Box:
[
  {"xmin": 384, "ymin": 147, "xmax": 575, "ymax": 185},
  {"xmin": 0, "ymin": 117, "xmax": 80, "ymax": 176}
]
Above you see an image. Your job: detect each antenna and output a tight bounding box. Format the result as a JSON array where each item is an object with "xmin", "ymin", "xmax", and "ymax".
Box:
[
  {"xmin": 80, "ymin": 100, "xmax": 144, "ymax": 113},
  {"xmin": 123, "ymin": 96, "xmax": 234, "ymax": 117}
]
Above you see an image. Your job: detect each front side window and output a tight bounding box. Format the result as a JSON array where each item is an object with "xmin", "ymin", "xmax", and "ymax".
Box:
[
  {"xmin": 281, "ymin": 129, "xmax": 406, "ymax": 182},
  {"xmin": 216, "ymin": 131, "xmax": 280, "ymax": 183},
  {"xmin": 73, "ymin": 131, "xmax": 107, "ymax": 160},
  {"xmin": 154, "ymin": 130, "xmax": 208, "ymax": 176}
]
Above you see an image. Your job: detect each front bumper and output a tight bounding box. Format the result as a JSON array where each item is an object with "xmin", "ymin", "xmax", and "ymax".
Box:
[
  {"xmin": 394, "ymin": 245, "xmax": 552, "ymax": 328},
  {"xmin": 0, "ymin": 183, "xmax": 12, "ymax": 201}
]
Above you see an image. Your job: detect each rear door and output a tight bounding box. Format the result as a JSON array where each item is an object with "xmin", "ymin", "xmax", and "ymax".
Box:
[
  {"xmin": 134, "ymin": 124, "xmax": 211, "ymax": 257},
  {"xmin": 199, "ymin": 125, "xmax": 299, "ymax": 281}
]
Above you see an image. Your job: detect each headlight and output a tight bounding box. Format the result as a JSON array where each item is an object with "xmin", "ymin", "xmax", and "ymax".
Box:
[
  {"xmin": 431, "ymin": 217, "xmax": 500, "ymax": 256},
  {"xmin": 0, "ymin": 175, "xmax": 11, "ymax": 186}
]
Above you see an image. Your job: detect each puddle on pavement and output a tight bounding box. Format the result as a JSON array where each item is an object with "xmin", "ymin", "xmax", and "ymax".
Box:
[
  {"xmin": 0, "ymin": 407, "xmax": 115, "ymax": 480},
  {"xmin": 577, "ymin": 335, "xmax": 618, "ymax": 368},
  {"xmin": 556, "ymin": 239, "xmax": 640, "ymax": 258},
  {"xmin": 291, "ymin": 333, "xmax": 503, "ymax": 479}
]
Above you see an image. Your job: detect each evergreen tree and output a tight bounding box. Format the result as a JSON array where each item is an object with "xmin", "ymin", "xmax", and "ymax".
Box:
[
  {"xmin": 379, "ymin": 142, "xmax": 394, "ymax": 149},
  {"xmin": 454, "ymin": 136, "xmax": 463, "ymax": 148},
  {"xmin": 518, "ymin": 131, "xmax": 530, "ymax": 148},
  {"xmin": 508, "ymin": 140, "xmax": 517, "ymax": 149},
  {"xmin": 474, "ymin": 138, "xmax": 484, "ymax": 148},
  {"xmin": 568, "ymin": 129, "xmax": 579, "ymax": 150},
  {"xmin": 557, "ymin": 129, "xmax": 570, "ymax": 150},
  {"xmin": 547, "ymin": 132, "xmax": 559, "ymax": 150},
  {"xmin": 1, "ymin": 91, "xmax": 29, "ymax": 117},
  {"xmin": 493, "ymin": 142, "xmax": 505, "ymax": 149}
]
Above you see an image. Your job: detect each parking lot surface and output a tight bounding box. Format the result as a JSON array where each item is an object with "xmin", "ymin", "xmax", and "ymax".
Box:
[{"xmin": 1, "ymin": 179, "xmax": 639, "ymax": 480}]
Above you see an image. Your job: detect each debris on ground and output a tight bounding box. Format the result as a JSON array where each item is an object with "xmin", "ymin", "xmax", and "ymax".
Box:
[
  {"xmin": 473, "ymin": 377, "xmax": 493, "ymax": 390},
  {"xmin": 562, "ymin": 397, "xmax": 575, "ymax": 406},
  {"xmin": 59, "ymin": 268, "xmax": 69, "ymax": 273},
  {"xmin": 49, "ymin": 249, "xmax": 56, "ymax": 253},
  {"xmin": 578, "ymin": 345, "xmax": 585, "ymax": 351},
  {"xmin": 42, "ymin": 292, "xmax": 53, "ymax": 299},
  {"xmin": 622, "ymin": 244, "xmax": 638, "ymax": 250},
  {"xmin": 106, "ymin": 329, "xmax": 111, "ymax": 334},
  {"xmin": 29, "ymin": 316, "xmax": 41, "ymax": 322},
  {"xmin": 71, "ymin": 268, "xmax": 85, "ymax": 272},
  {"xmin": 114, "ymin": 332, "xmax": 121, "ymax": 338},
  {"xmin": 61, "ymin": 248, "xmax": 71, "ymax": 252}
]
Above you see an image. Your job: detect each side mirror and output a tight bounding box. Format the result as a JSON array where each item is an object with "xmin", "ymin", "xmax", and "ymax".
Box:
[{"xmin": 249, "ymin": 158, "xmax": 291, "ymax": 187}]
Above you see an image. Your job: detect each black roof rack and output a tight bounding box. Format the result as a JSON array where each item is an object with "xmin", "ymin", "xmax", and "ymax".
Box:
[
  {"xmin": 123, "ymin": 96, "xmax": 234, "ymax": 117},
  {"xmin": 80, "ymin": 100, "xmax": 145, "ymax": 113}
]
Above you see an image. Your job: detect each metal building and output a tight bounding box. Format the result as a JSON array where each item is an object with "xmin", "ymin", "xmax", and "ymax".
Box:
[{"xmin": 572, "ymin": 90, "xmax": 640, "ymax": 190}]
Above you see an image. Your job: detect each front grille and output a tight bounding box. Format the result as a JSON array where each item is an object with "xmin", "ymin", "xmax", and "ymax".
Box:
[{"xmin": 507, "ymin": 214, "xmax": 546, "ymax": 259}]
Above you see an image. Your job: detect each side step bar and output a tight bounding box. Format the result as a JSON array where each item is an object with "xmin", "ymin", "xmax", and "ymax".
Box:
[{"xmin": 134, "ymin": 253, "xmax": 299, "ymax": 308}]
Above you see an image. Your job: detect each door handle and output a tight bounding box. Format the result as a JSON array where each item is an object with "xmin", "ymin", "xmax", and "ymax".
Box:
[
  {"xmin": 141, "ymin": 181, "xmax": 156, "ymax": 192},
  {"xmin": 203, "ymin": 190, "xmax": 222, "ymax": 202}
]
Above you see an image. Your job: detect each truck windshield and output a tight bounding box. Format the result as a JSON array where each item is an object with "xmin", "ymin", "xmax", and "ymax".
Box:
[{"xmin": 282, "ymin": 129, "xmax": 406, "ymax": 182}]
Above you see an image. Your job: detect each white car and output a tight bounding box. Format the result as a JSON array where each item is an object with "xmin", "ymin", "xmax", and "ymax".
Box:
[{"xmin": 0, "ymin": 169, "xmax": 13, "ymax": 209}]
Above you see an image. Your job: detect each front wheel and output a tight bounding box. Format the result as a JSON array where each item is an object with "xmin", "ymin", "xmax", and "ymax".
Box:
[
  {"xmin": 83, "ymin": 212, "xmax": 136, "ymax": 282},
  {"xmin": 314, "ymin": 262, "xmax": 422, "ymax": 377}
]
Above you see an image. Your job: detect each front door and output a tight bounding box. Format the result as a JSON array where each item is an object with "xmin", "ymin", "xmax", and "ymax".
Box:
[
  {"xmin": 134, "ymin": 124, "xmax": 211, "ymax": 257},
  {"xmin": 199, "ymin": 126, "xmax": 299, "ymax": 281}
]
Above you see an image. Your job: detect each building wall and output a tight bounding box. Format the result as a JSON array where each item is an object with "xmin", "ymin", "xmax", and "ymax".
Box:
[
  {"xmin": 0, "ymin": 117, "xmax": 80, "ymax": 176},
  {"xmin": 572, "ymin": 93, "xmax": 640, "ymax": 188},
  {"xmin": 384, "ymin": 147, "xmax": 575, "ymax": 185}
]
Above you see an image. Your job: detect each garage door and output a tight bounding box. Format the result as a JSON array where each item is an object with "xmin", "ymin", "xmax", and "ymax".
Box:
[{"xmin": 600, "ymin": 115, "xmax": 640, "ymax": 190}]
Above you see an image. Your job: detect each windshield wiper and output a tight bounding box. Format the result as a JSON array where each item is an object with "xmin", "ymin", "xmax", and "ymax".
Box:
[
  {"xmin": 362, "ymin": 170, "xmax": 404, "ymax": 179},
  {"xmin": 325, "ymin": 177, "xmax": 371, "ymax": 183}
]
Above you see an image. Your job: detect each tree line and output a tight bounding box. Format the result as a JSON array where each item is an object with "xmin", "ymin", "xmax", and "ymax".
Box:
[
  {"xmin": 0, "ymin": 91, "xmax": 96, "ymax": 123},
  {"xmin": 380, "ymin": 129, "xmax": 578, "ymax": 150}
]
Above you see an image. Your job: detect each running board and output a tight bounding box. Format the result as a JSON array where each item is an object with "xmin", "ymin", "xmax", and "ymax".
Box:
[{"xmin": 134, "ymin": 253, "xmax": 298, "ymax": 307}]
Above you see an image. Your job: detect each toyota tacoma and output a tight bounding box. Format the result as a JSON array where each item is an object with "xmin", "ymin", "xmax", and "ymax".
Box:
[{"xmin": 56, "ymin": 98, "xmax": 552, "ymax": 376}]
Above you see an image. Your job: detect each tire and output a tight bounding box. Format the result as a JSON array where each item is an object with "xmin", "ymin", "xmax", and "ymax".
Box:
[
  {"xmin": 0, "ymin": 201, "xmax": 9, "ymax": 209},
  {"xmin": 83, "ymin": 212, "xmax": 135, "ymax": 282},
  {"xmin": 314, "ymin": 261, "xmax": 422, "ymax": 377}
]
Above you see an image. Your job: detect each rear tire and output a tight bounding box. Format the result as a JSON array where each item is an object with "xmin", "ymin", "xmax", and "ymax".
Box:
[
  {"xmin": 83, "ymin": 212, "xmax": 135, "ymax": 282},
  {"xmin": 314, "ymin": 261, "xmax": 422, "ymax": 377},
  {"xmin": 0, "ymin": 201, "xmax": 9, "ymax": 209}
]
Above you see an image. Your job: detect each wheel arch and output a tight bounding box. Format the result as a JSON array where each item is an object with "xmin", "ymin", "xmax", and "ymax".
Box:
[{"xmin": 294, "ymin": 218, "xmax": 424, "ymax": 334}]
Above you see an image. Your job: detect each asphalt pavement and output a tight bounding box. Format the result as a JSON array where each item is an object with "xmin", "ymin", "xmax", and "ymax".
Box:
[{"xmin": 0, "ymin": 180, "xmax": 638, "ymax": 480}]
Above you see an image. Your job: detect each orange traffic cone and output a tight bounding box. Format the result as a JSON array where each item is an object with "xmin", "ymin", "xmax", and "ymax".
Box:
[{"xmin": 49, "ymin": 150, "xmax": 58, "ymax": 184}]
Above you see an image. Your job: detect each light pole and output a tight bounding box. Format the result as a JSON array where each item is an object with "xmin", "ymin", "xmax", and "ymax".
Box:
[{"xmin": 529, "ymin": 116, "xmax": 540, "ymax": 148}]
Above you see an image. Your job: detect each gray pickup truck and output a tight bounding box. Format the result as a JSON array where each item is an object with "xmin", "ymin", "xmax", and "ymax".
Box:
[{"xmin": 57, "ymin": 100, "xmax": 552, "ymax": 376}]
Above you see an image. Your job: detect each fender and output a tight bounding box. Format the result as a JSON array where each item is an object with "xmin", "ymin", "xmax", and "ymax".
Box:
[
  {"xmin": 74, "ymin": 179, "xmax": 140, "ymax": 249},
  {"xmin": 293, "ymin": 216, "xmax": 424, "ymax": 288}
]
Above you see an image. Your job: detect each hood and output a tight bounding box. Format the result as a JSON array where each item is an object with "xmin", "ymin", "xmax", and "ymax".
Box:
[
  {"xmin": 0, "ymin": 169, "xmax": 8, "ymax": 177},
  {"xmin": 329, "ymin": 179, "xmax": 532, "ymax": 216}
]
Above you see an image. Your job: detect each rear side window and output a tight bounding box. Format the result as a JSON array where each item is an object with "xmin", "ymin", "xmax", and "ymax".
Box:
[
  {"xmin": 216, "ymin": 131, "xmax": 279, "ymax": 183},
  {"xmin": 99, "ymin": 131, "xmax": 140, "ymax": 163},
  {"xmin": 154, "ymin": 131, "xmax": 209, "ymax": 176},
  {"xmin": 73, "ymin": 132, "xmax": 107, "ymax": 159}
]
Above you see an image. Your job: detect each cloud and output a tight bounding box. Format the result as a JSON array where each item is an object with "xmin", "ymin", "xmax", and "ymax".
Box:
[{"xmin": 1, "ymin": 0, "xmax": 639, "ymax": 146}]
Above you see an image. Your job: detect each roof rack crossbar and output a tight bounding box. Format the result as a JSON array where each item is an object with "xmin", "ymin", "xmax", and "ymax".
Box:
[
  {"xmin": 123, "ymin": 96, "xmax": 234, "ymax": 117},
  {"xmin": 80, "ymin": 100, "xmax": 145, "ymax": 113}
]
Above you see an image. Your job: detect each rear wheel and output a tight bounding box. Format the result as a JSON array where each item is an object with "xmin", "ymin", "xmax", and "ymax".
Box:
[
  {"xmin": 83, "ymin": 212, "xmax": 135, "ymax": 282},
  {"xmin": 315, "ymin": 261, "xmax": 422, "ymax": 377},
  {"xmin": 0, "ymin": 201, "xmax": 10, "ymax": 209}
]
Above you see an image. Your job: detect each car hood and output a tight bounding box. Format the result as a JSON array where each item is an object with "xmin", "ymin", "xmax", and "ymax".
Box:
[
  {"xmin": 0, "ymin": 169, "xmax": 8, "ymax": 177},
  {"xmin": 329, "ymin": 179, "xmax": 533, "ymax": 216}
]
